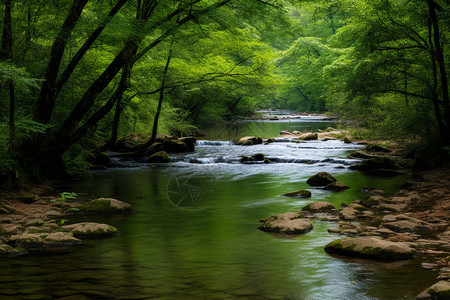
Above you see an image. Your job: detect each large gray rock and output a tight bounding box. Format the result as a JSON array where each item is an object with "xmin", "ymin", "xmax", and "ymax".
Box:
[
  {"xmin": 259, "ymin": 212, "xmax": 313, "ymax": 234},
  {"xmin": 324, "ymin": 237, "xmax": 416, "ymax": 259},
  {"xmin": 307, "ymin": 172, "xmax": 337, "ymax": 186},
  {"xmin": 78, "ymin": 198, "xmax": 132, "ymax": 214},
  {"xmin": 416, "ymin": 281, "xmax": 450, "ymax": 300},
  {"xmin": 302, "ymin": 201, "xmax": 336, "ymax": 212},
  {"xmin": 235, "ymin": 136, "xmax": 263, "ymax": 146},
  {"xmin": 63, "ymin": 222, "xmax": 119, "ymax": 239},
  {"xmin": 382, "ymin": 220, "xmax": 433, "ymax": 234},
  {"xmin": 9, "ymin": 232, "xmax": 82, "ymax": 251}
]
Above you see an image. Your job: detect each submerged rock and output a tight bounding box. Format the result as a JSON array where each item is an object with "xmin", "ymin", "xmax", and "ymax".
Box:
[
  {"xmin": 282, "ymin": 190, "xmax": 312, "ymax": 198},
  {"xmin": 236, "ymin": 136, "xmax": 263, "ymax": 146},
  {"xmin": 63, "ymin": 222, "xmax": 119, "ymax": 239},
  {"xmin": 147, "ymin": 151, "xmax": 170, "ymax": 163},
  {"xmin": 307, "ymin": 172, "xmax": 337, "ymax": 186},
  {"xmin": 259, "ymin": 212, "xmax": 313, "ymax": 234},
  {"xmin": 324, "ymin": 181, "xmax": 350, "ymax": 191},
  {"xmin": 302, "ymin": 201, "xmax": 335, "ymax": 212},
  {"xmin": 324, "ymin": 237, "xmax": 416, "ymax": 259},
  {"xmin": 78, "ymin": 198, "xmax": 132, "ymax": 214}
]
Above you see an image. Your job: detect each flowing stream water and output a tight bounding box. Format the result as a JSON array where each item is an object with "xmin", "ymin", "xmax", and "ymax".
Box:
[{"xmin": 0, "ymin": 117, "xmax": 439, "ymax": 299}]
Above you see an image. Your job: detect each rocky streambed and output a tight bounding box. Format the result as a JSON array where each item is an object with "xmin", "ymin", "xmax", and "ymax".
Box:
[{"xmin": 253, "ymin": 129, "xmax": 450, "ymax": 299}]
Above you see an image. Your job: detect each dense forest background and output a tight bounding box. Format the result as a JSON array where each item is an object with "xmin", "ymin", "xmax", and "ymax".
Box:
[{"xmin": 0, "ymin": 0, "xmax": 448, "ymax": 183}]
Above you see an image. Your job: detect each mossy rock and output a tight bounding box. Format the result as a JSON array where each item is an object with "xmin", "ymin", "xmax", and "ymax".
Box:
[
  {"xmin": 235, "ymin": 136, "xmax": 263, "ymax": 146},
  {"xmin": 144, "ymin": 142, "xmax": 165, "ymax": 157},
  {"xmin": 326, "ymin": 127, "xmax": 336, "ymax": 132},
  {"xmin": 112, "ymin": 133, "xmax": 147, "ymax": 152},
  {"xmin": 302, "ymin": 201, "xmax": 335, "ymax": 211},
  {"xmin": 283, "ymin": 190, "xmax": 312, "ymax": 198},
  {"xmin": 147, "ymin": 151, "xmax": 170, "ymax": 163},
  {"xmin": 324, "ymin": 181, "xmax": 350, "ymax": 191},
  {"xmin": 63, "ymin": 222, "xmax": 119, "ymax": 239},
  {"xmin": 307, "ymin": 172, "xmax": 337, "ymax": 186},
  {"xmin": 78, "ymin": 198, "xmax": 132, "ymax": 214},
  {"xmin": 178, "ymin": 137, "xmax": 197, "ymax": 152},
  {"xmin": 300, "ymin": 133, "xmax": 318, "ymax": 141},
  {"xmin": 92, "ymin": 152, "xmax": 111, "ymax": 167},
  {"xmin": 426, "ymin": 281, "xmax": 450, "ymax": 300},
  {"xmin": 163, "ymin": 140, "xmax": 187, "ymax": 153},
  {"xmin": 259, "ymin": 212, "xmax": 313, "ymax": 234},
  {"xmin": 364, "ymin": 144, "xmax": 391, "ymax": 153},
  {"xmin": 324, "ymin": 237, "xmax": 416, "ymax": 259},
  {"xmin": 0, "ymin": 242, "xmax": 27, "ymax": 256}
]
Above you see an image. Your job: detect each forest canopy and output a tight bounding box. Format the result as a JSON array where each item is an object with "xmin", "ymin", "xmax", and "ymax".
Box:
[{"xmin": 0, "ymin": 0, "xmax": 448, "ymax": 182}]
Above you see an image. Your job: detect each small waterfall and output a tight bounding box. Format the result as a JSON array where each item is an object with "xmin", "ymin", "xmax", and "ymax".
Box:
[{"xmin": 196, "ymin": 140, "xmax": 235, "ymax": 146}]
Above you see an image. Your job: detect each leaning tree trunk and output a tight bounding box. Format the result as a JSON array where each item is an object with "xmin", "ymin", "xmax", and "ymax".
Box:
[{"xmin": 138, "ymin": 42, "xmax": 174, "ymax": 154}]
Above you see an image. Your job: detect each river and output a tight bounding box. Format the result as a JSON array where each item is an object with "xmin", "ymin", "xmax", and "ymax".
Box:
[{"xmin": 0, "ymin": 116, "xmax": 438, "ymax": 299}]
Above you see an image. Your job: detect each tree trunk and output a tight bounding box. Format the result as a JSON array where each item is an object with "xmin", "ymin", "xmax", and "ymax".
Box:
[
  {"xmin": 427, "ymin": 0, "xmax": 450, "ymax": 141},
  {"xmin": 55, "ymin": 0, "xmax": 128, "ymax": 96},
  {"xmin": 427, "ymin": 0, "xmax": 450, "ymax": 140},
  {"xmin": 1, "ymin": 0, "xmax": 18, "ymax": 187},
  {"xmin": 139, "ymin": 43, "xmax": 173, "ymax": 153},
  {"xmin": 35, "ymin": 0, "xmax": 89, "ymax": 124}
]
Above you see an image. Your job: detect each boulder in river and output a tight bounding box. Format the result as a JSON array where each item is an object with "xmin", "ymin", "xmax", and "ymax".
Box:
[
  {"xmin": 63, "ymin": 222, "xmax": 119, "ymax": 239},
  {"xmin": 236, "ymin": 136, "xmax": 263, "ymax": 146},
  {"xmin": 259, "ymin": 212, "xmax": 313, "ymax": 234},
  {"xmin": 324, "ymin": 181, "xmax": 350, "ymax": 191},
  {"xmin": 282, "ymin": 190, "xmax": 312, "ymax": 198},
  {"xmin": 144, "ymin": 142, "xmax": 165, "ymax": 156},
  {"xmin": 302, "ymin": 201, "xmax": 335, "ymax": 212},
  {"xmin": 298, "ymin": 132, "xmax": 318, "ymax": 141},
  {"xmin": 307, "ymin": 172, "xmax": 337, "ymax": 186},
  {"xmin": 147, "ymin": 151, "xmax": 170, "ymax": 163},
  {"xmin": 163, "ymin": 140, "xmax": 187, "ymax": 153},
  {"xmin": 78, "ymin": 198, "xmax": 132, "ymax": 214},
  {"xmin": 416, "ymin": 281, "xmax": 450, "ymax": 300},
  {"xmin": 178, "ymin": 137, "xmax": 197, "ymax": 152},
  {"xmin": 112, "ymin": 133, "xmax": 146, "ymax": 152},
  {"xmin": 324, "ymin": 237, "xmax": 416, "ymax": 259}
]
